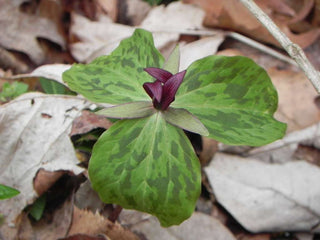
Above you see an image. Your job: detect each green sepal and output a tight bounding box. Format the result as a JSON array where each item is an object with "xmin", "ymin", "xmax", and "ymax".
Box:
[
  {"xmin": 0, "ymin": 184, "xmax": 20, "ymax": 200},
  {"xmin": 63, "ymin": 29, "xmax": 164, "ymax": 104},
  {"xmin": 163, "ymin": 45, "xmax": 180, "ymax": 74},
  {"xmin": 163, "ymin": 107, "xmax": 209, "ymax": 136},
  {"xmin": 173, "ymin": 55, "xmax": 287, "ymax": 146},
  {"xmin": 96, "ymin": 101, "xmax": 155, "ymax": 119},
  {"xmin": 89, "ymin": 113, "xmax": 201, "ymax": 227}
]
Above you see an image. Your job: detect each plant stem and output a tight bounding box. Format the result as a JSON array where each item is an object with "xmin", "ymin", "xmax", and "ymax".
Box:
[
  {"xmin": 239, "ymin": 0, "xmax": 320, "ymax": 93},
  {"xmin": 108, "ymin": 205, "xmax": 123, "ymax": 223}
]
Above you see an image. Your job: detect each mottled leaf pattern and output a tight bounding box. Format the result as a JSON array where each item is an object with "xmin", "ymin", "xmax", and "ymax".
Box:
[
  {"xmin": 172, "ymin": 56, "xmax": 286, "ymax": 146},
  {"xmin": 63, "ymin": 29, "xmax": 164, "ymax": 104},
  {"xmin": 64, "ymin": 29, "xmax": 286, "ymax": 227},
  {"xmin": 88, "ymin": 113, "xmax": 201, "ymax": 227}
]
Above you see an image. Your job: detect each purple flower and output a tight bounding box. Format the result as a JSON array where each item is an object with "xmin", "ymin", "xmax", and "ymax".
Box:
[{"xmin": 143, "ymin": 67, "xmax": 186, "ymax": 110}]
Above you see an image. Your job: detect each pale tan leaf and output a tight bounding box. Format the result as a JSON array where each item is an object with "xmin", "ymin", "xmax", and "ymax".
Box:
[
  {"xmin": 205, "ymin": 153, "xmax": 320, "ymax": 232},
  {"xmin": 120, "ymin": 210, "xmax": 236, "ymax": 240},
  {"xmin": 68, "ymin": 207, "xmax": 139, "ymax": 240},
  {"xmin": 0, "ymin": 0, "xmax": 65, "ymax": 64},
  {"xmin": 0, "ymin": 93, "xmax": 89, "ymax": 224},
  {"xmin": 12, "ymin": 64, "xmax": 71, "ymax": 86},
  {"xmin": 70, "ymin": 13, "xmax": 134, "ymax": 63}
]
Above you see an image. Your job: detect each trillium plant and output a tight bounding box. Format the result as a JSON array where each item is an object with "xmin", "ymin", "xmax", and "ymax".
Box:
[{"xmin": 63, "ymin": 29, "xmax": 286, "ymax": 227}]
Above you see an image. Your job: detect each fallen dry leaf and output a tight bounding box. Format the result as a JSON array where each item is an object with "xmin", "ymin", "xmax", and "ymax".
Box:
[
  {"xmin": 205, "ymin": 152, "xmax": 320, "ymax": 232},
  {"xmin": 305, "ymin": 39, "xmax": 320, "ymax": 71},
  {"xmin": 70, "ymin": 110, "xmax": 112, "ymax": 136},
  {"xmin": 0, "ymin": 46, "xmax": 29, "ymax": 73},
  {"xmin": 75, "ymin": 180, "xmax": 105, "ymax": 212},
  {"xmin": 12, "ymin": 64, "xmax": 71, "ymax": 86},
  {"xmin": 141, "ymin": 1, "xmax": 208, "ymax": 54},
  {"xmin": 184, "ymin": 0, "xmax": 320, "ymax": 49},
  {"xmin": 33, "ymin": 169, "xmax": 66, "ymax": 196},
  {"xmin": 199, "ymin": 137, "xmax": 218, "ymax": 166},
  {"xmin": 179, "ymin": 35, "xmax": 225, "ymax": 70},
  {"xmin": 96, "ymin": 0, "xmax": 118, "ymax": 22},
  {"xmin": 119, "ymin": 0, "xmax": 151, "ymax": 26},
  {"xmin": 293, "ymin": 144, "xmax": 320, "ymax": 166},
  {"xmin": 0, "ymin": 93, "xmax": 89, "ymax": 224},
  {"xmin": 0, "ymin": 0, "xmax": 65, "ymax": 64},
  {"xmin": 141, "ymin": 2, "xmax": 205, "ymax": 33},
  {"xmin": 27, "ymin": 194, "xmax": 74, "ymax": 239},
  {"xmin": 248, "ymin": 122, "xmax": 320, "ymax": 163},
  {"xmin": 269, "ymin": 68, "xmax": 320, "ymax": 133},
  {"xmin": 60, "ymin": 234, "xmax": 109, "ymax": 240},
  {"xmin": 236, "ymin": 233, "xmax": 271, "ymax": 240},
  {"xmin": 70, "ymin": 13, "xmax": 134, "ymax": 63},
  {"xmin": 1, "ymin": 193, "xmax": 74, "ymax": 240},
  {"xmin": 120, "ymin": 210, "xmax": 236, "ymax": 240},
  {"xmin": 68, "ymin": 207, "xmax": 139, "ymax": 240}
]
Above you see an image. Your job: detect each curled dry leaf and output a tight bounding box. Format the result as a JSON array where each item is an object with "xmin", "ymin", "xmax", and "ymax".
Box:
[
  {"xmin": 96, "ymin": 0, "xmax": 118, "ymax": 22},
  {"xmin": 141, "ymin": 1, "xmax": 205, "ymax": 33},
  {"xmin": 0, "ymin": 0, "xmax": 65, "ymax": 64},
  {"xmin": 199, "ymin": 137, "xmax": 219, "ymax": 166},
  {"xmin": 70, "ymin": 110, "xmax": 113, "ymax": 136},
  {"xmin": 25, "ymin": 195, "xmax": 74, "ymax": 239},
  {"xmin": 248, "ymin": 122, "xmax": 320, "ymax": 163},
  {"xmin": 270, "ymin": 68, "xmax": 320, "ymax": 133},
  {"xmin": 1, "ymin": 194, "xmax": 74, "ymax": 240},
  {"xmin": 68, "ymin": 207, "xmax": 139, "ymax": 240},
  {"xmin": 70, "ymin": 2, "xmax": 213, "ymax": 63},
  {"xmin": 184, "ymin": 0, "xmax": 320, "ymax": 48},
  {"xmin": 0, "ymin": 93, "xmax": 89, "ymax": 224},
  {"xmin": 119, "ymin": 210, "xmax": 236, "ymax": 240},
  {"xmin": 141, "ymin": 1, "xmax": 207, "ymax": 54},
  {"xmin": 179, "ymin": 35, "xmax": 225, "ymax": 70},
  {"xmin": 33, "ymin": 169, "xmax": 66, "ymax": 196},
  {"xmin": 60, "ymin": 234, "xmax": 109, "ymax": 240},
  {"xmin": 75, "ymin": 180, "xmax": 105, "ymax": 212},
  {"xmin": 119, "ymin": 0, "xmax": 151, "ymax": 26},
  {"xmin": 12, "ymin": 64, "xmax": 71, "ymax": 86},
  {"xmin": 70, "ymin": 13, "xmax": 134, "ymax": 63},
  {"xmin": 205, "ymin": 153, "xmax": 320, "ymax": 232}
]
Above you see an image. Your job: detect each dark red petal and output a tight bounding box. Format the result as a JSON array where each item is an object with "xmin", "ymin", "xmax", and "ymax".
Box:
[
  {"xmin": 161, "ymin": 70, "xmax": 186, "ymax": 110},
  {"xmin": 144, "ymin": 67, "xmax": 173, "ymax": 83},
  {"xmin": 143, "ymin": 80, "xmax": 162, "ymax": 103}
]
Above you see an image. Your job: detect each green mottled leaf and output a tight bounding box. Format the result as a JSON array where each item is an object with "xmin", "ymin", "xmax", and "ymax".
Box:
[
  {"xmin": 172, "ymin": 55, "xmax": 286, "ymax": 146},
  {"xmin": 163, "ymin": 45, "xmax": 180, "ymax": 74},
  {"xmin": 63, "ymin": 29, "xmax": 164, "ymax": 104},
  {"xmin": 0, "ymin": 184, "xmax": 19, "ymax": 200},
  {"xmin": 96, "ymin": 101, "xmax": 154, "ymax": 119},
  {"xmin": 164, "ymin": 107, "xmax": 209, "ymax": 136},
  {"xmin": 89, "ymin": 113, "xmax": 201, "ymax": 227}
]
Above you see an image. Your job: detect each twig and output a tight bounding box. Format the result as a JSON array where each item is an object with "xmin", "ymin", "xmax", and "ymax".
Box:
[{"xmin": 239, "ymin": 0, "xmax": 320, "ymax": 94}]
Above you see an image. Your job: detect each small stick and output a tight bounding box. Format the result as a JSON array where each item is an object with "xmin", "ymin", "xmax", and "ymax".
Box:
[{"xmin": 239, "ymin": 0, "xmax": 320, "ymax": 93}]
